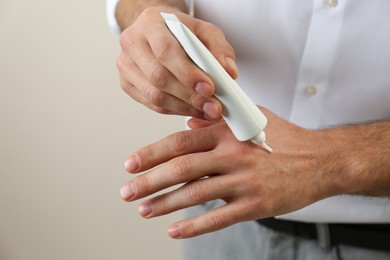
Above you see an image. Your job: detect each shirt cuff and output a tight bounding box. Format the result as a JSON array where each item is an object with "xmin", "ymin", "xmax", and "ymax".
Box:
[
  {"xmin": 106, "ymin": 0, "xmax": 121, "ymax": 35},
  {"xmin": 106, "ymin": 0, "xmax": 194, "ymax": 35}
]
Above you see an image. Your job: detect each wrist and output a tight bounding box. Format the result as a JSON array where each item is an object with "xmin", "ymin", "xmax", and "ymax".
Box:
[
  {"xmin": 302, "ymin": 129, "xmax": 349, "ymax": 200},
  {"xmin": 316, "ymin": 128, "xmax": 357, "ymax": 196},
  {"xmin": 319, "ymin": 122, "xmax": 390, "ymax": 196},
  {"xmin": 115, "ymin": 0, "xmax": 187, "ymax": 30}
]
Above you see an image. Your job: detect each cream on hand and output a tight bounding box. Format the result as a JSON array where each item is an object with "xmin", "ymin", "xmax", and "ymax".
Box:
[{"xmin": 161, "ymin": 13, "xmax": 272, "ymax": 152}]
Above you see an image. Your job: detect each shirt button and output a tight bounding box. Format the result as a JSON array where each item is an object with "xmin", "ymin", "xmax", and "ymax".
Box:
[
  {"xmin": 326, "ymin": 0, "xmax": 338, "ymax": 7},
  {"xmin": 304, "ymin": 85, "xmax": 318, "ymax": 96}
]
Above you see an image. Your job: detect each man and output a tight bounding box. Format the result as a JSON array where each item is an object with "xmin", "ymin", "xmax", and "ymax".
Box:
[{"xmin": 107, "ymin": 0, "xmax": 390, "ymax": 259}]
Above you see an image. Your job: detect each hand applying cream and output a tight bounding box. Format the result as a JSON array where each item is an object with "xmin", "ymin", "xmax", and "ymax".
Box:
[{"xmin": 161, "ymin": 13, "xmax": 272, "ymax": 152}]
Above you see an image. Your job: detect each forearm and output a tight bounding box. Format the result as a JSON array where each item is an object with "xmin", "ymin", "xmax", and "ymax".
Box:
[
  {"xmin": 115, "ymin": 0, "xmax": 187, "ymax": 30},
  {"xmin": 324, "ymin": 120, "xmax": 390, "ymax": 196}
]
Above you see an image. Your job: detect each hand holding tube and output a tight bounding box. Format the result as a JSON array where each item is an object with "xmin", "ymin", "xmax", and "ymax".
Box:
[{"xmin": 162, "ymin": 13, "xmax": 272, "ymax": 152}]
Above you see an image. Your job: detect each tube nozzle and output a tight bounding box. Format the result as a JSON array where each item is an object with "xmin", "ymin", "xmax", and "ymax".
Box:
[{"xmin": 251, "ymin": 131, "xmax": 272, "ymax": 153}]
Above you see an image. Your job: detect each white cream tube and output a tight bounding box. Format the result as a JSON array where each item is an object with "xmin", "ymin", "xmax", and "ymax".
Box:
[{"xmin": 161, "ymin": 13, "xmax": 272, "ymax": 152}]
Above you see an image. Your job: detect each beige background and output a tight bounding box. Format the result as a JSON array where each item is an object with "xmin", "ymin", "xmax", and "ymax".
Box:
[{"xmin": 0, "ymin": 1, "xmax": 182, "ymax": 259}]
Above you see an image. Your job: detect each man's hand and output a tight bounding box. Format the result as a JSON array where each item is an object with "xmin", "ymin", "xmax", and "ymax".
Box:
[
  {"xmin": 116, "ymin": 6, "xmax": 238, "ymax": 119},
  {"xmin": 119, "ymin": 108, "xmax": 357, "ymax": 238}
]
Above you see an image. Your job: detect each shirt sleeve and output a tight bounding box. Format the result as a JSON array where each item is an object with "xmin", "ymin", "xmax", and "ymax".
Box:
[
  {"xmin": 106, "ymin": 0, "xmax": 121, "ymax": 35},
  {"xmin": 106, "ymin": 0, "xmax": 193, "ymax": 35}
]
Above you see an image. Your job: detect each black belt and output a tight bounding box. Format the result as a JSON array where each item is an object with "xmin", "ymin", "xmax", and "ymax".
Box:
[{"xmin": 256, "ymin": 218, "xmax": 390, "ymax": 251}]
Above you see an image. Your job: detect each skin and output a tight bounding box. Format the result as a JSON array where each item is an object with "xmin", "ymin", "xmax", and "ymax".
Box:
[{"xmin": 115, "ymin": 0, "xmax": 390, "ymax": 239}]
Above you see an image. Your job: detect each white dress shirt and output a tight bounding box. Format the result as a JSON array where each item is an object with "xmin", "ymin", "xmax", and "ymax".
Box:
[{"xmin": 107, "ymin": 0, "xmax": 390, "ymax": 223}]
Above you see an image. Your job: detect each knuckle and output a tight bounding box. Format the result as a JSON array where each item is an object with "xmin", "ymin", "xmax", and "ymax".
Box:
[
  {"xmin": 146, "ymin": 87, "xmax": 165, "ymax": 107},
  {"xmin": 119, "ymin": 79, "xmax": 131, "ymax": 93},
  {"xmin": 137, "ymin": 175, "xmax": 152, "ymax": 195},
  {"xmin": 170, "ymin": 132, "xmax": 190, "ymax": 153},
  {"xmin": 186, "ymin": 91, "xmax": 204, "ymax": 110},
  {"xmin": 139, "ymin": 7, "xmax": 155, "ymax": 22},
  {"xmin": 185, "ymin": 182, "xmax": 205, "ymax": 203},
  {"xmin": 207, "ymin": 214, "xmax": 227, "ymax": 230},
  {"xmin": 171, "ymin": 158, "xmax": 191, "ymax": 179},
  {"xmin": 119, "ymin": 30, "xmax": 134, "ymax": 50},
  {"xmin": 187, "ymin": 221, "xmax": 198, "ymax": 237},
  {"xmin": 202, "ymin": 22, "xmax": 224, "ymax": 38},
  {"xmin": 210, "ymin": 23, "xmax": 224, "ymax": 36},
  {"xmin": 154, "ymin": 39, "xmax": 174, "ymax": 63},
  {"xmin": 157, "ymin": 197, "xmax": 170, "ymax": 214},
  {"xmin": 149, "ymin": 66, "xmax": 168, "ymax": 87}
]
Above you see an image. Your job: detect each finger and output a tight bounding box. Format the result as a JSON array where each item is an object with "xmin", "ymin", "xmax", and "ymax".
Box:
[
  {"xmin": 121, "ymin": 151, "xmax": 226, "ymax": 202},
  {"xmin": 137, "ymin": 174, "xmax": 239, "ymax": 218},
  {"xmin": 167, "ymin": 202, "xmax": 248, "ymax": 239},
  {"xmin": 123, "ymin": 31, "xmax": 213, "ymax": 114},
  {"xmin": 189, "ymin": 19, "xmax": 238, "ymax": 79},
  {"xmin": 117, "ymin": 54, "xmax": 204, "ymax": 118},
  {"xmin": 119, "ymin": 78, "xmax": 173, "ymax": 115},
  {"xmin": 125, "ymin": 126, "xmax": 222, "ymax": 173},
  {"xmin": 187, "ymin": 117, "xmax": 221, "ymax": 129},
  {"xmin": 172, "ymin": 14, "xmax": 238, "ymax": 79},
  {"xmin": 128, "ymin": 9, "xmax": 219, "ymax": 102},
  {"xmin": 146, "ymin": 22, "xmax": 216, "ymax": 96}
]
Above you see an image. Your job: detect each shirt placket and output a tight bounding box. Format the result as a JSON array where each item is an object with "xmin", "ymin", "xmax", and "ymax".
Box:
[{"xmin": 289, "ymin": 0, "xmax": 346, "ymax": 129}]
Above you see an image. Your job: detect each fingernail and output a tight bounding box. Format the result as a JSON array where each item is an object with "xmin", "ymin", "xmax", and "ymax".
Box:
[
  {"xmin": 225, "ymin": 57, "xmax": 238, "ymax": 74},
  {"xmin": 203, "ymin": 102, "xmax": 221, "ymax": 119},
  {"xmin": 168, "ymin": 225, "xmax": 182, "ymax": 238},
  {"xmin": 195, "ymin": 82, "xmax": 213, "ymax": 98},
  {"xmin": 120, "ymin": 183, "xmax": 137, "ymax": 201},
  {"xmin": 124, "ymin": 155, "xmax": 139, "ymax": 172},
  {"xmin": 138, "ymin": 203, "xmax": 153, "ymax": 217}
]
